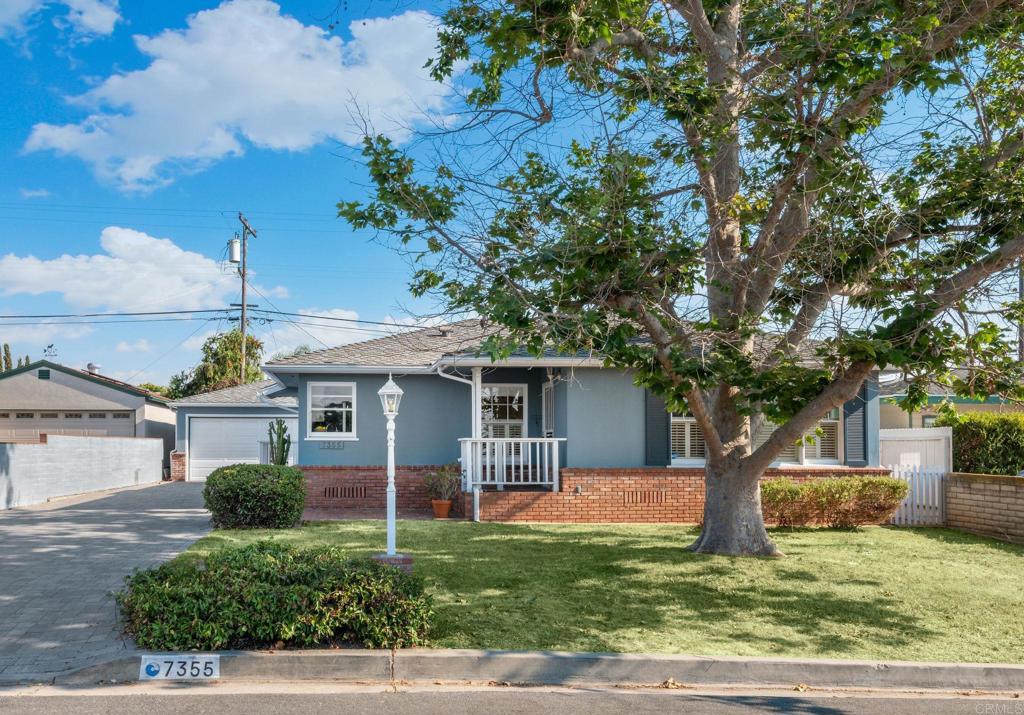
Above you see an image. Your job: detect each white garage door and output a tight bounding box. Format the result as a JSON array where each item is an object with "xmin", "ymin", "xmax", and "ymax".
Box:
[{"xmin": 188, "ymin": 416, "xmax": 298, "ymax": 481}]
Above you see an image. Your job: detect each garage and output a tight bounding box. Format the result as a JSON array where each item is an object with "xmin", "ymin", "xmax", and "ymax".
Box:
[{"xmin": 187, "ymin": 416, "xmax": 298, "ymax": 481}]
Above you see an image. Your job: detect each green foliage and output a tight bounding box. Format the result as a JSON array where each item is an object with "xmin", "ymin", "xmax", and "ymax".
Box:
[
  {"xmin": 935, "ymin": 411, "xmax": 1024, "ymax": 475},
  {"xmin": 203, "ymin": 464, "xmax": 306, "ymax": 529},
  {"xmin": 267, "ymin": 419, "xmax": 292, "ymax": 466},
  {"xmin": 136, "ymin": 382, "xmax": 169, "ymax": 396},
  {"xmin": 761, "ymin": 476, "xmax": 908, "ymax": 528},
  {"xmin": 117, "ymin": 541, "xmax": 433, "ymax": 651},
  {"xmin": 166, "ymin": 329, "xmax": 264, "ymax": 399},
  {"xmin": 424, "ymin": 463, "xmax": 462, "ymax": 501},
  {"xmin": 2, "ymin": 344, "xmax": 10, "ymax": 372}
]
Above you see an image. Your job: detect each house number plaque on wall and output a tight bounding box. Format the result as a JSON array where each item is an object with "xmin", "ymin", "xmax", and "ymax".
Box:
[{"xmin": 319, "ymin": 441, "xmax": 347, "ymax": 450}]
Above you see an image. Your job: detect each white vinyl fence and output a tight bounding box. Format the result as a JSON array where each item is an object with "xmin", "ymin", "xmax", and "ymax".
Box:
[{"xmin": 887, "ymin": 464, "xmax": 946, "ymax": 526}]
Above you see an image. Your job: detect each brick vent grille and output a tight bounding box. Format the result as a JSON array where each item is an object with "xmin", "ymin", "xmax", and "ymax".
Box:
[
  {"xmin": 324, "ymin": 485, "xmax": 367, "ymax": 500},
  {"xmin": 623, "ymin": 490, "xmax": 666, "ymax": 505}
]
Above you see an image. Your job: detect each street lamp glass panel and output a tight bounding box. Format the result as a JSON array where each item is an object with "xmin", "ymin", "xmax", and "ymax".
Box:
[{"xmin": 377, "ymin": 376, "xmax": 404, "ymax": 417}]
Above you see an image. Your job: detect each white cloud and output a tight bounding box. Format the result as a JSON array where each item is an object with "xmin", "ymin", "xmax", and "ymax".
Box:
[
  {"xmin": 25, "ymin": 1, "xmax": 453, "ymax": 191},
  {"xmin": 0, "ymin": 321, "xmax": 93, "ymax": 346},
  {"xmin": 181, "ymin": 329, "xmax": 215, "ymax": 351},
  {"xmin": 0, "ymin": 225, "xmax": 284, "ymax": 311},
  {"xmin": 115, "ymin": 337, "xmax": 150, "ymax": 352},
  {"xmin": 19, "ymin": 188, "xmax": 50, "ymax": 199},
  {"xmin": 0, "ymin": 0, "xmax": 119, "ymax": 38}
]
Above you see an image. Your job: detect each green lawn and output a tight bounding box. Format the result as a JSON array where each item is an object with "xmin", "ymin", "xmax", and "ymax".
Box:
[{"xmin": 185, "ymin": 521, "xmax": 1024, "ymax": 663}]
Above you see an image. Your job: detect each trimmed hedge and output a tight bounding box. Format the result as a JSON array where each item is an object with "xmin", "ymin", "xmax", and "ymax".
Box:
[
  {"xmin": 761, "ymin": 476, "xmax": 908, "ymax": 528},
  {"xmin": 118, "ymin": 541, "xmax": 432, "ymax": 650},
  {"xmin": 203, "ymin": 464, "xmax": 306, "ymax": 529},
  {"xmin": 934, "ymin": 412, "xmax": 1024, "ymax": 475}
]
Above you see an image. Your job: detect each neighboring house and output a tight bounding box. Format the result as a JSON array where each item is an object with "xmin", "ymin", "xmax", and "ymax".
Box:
[
  {"xmin": 169, "ymin": 319, "xmax": 888, "ymax": 520},
  {"xmin": 0, "ymin": 360, "xmax": 175, "ymax": 469},
  {"xmin": 879, "ymin": 373, "xmax": 1024, "ymax": 428},
  {"xmin": 170, "ymin": 380, "xmax": 297, "ymax": 481}
]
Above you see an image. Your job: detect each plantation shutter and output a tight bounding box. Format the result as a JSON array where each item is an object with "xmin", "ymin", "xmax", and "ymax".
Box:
[
  {"xmin": 644, "ymin": 389, "xmax": 671, "ymax": 466},
  {"xmin": 843, "ymin": 385, "xmax": 868, "ymax": 467}
]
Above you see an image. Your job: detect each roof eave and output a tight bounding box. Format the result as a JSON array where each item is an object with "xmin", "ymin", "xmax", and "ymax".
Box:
[{"xmin": 261, "ymin": 364, "xmax": 436, "ymax": 374}]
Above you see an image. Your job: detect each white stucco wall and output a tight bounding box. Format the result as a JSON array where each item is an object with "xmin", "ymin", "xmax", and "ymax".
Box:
[{"xmin": 0, "ymin": 435, "xmax": 163, "ymax": 509}]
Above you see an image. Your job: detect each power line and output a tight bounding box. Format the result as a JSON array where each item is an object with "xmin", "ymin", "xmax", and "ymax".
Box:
[{"xmin": 0, "ymin": 309, "xmax": 232, "ymax": 319}]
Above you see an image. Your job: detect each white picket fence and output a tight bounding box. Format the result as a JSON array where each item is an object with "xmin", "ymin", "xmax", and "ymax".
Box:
[{"xmin": 887, "ymin": 464, "xmax": 946, "ymax": 526}]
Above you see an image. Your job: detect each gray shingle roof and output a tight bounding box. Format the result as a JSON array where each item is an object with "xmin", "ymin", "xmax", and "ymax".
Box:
[
  {"xmin": 171, "ymin": 379, "xmax": 297, "ymax": 407},
  {"xmin": 265, "ymin": 320, "xmax": 499, "ymax": 367}
]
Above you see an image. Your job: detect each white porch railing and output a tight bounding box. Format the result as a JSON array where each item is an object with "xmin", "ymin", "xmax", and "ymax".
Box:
[
  {"xmin": 887, "ymin": 464, "xmax": 946, "ymax": 526},
  {"xmin": 459, "ymin": 437, "xmax": 566, "ymax": 492}
]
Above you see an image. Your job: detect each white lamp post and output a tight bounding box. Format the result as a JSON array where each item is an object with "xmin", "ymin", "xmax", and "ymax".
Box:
[{"xmin": 377, "ymin": 374, "xmax": 404, "ymax": 557}]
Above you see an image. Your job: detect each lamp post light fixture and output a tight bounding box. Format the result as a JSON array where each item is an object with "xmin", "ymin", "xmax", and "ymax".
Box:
[{"xmin": 377, "ymin": 374, "xmax": 404, "ymax": 558}]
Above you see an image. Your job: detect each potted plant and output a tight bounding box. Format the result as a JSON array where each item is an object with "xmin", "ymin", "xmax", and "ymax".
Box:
[{"xmin": 424, "ymin": 463, "xmax": 461, "ymax": 519}]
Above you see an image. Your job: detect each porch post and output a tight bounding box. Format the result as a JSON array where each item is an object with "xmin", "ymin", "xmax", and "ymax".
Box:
[{"xmin": 471, "ymin": 367, "xmax": 483, "ymax": 521}]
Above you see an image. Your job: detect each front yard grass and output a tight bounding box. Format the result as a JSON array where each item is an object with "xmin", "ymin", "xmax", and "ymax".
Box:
[{"xmin": 184, "ymin": 521, "xmax": 1024, "ymax": 663}]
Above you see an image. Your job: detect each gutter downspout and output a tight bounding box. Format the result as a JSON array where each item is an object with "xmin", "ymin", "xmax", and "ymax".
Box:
[{"xmin": 436, "ymin": 366, "xmax": 482, "ymax": 521}]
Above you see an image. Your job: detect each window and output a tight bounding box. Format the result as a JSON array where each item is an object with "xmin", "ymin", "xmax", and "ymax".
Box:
[
  {"xmin": 307, "ymin": 382, "xmax": 356, "ymax": 438},
  {"xmin": 112, "ymin": 412, "xmax": 131, "ymax": 419},
  {"xmin": 88, "ymin": 413, "xmax": 107, "ymax": 419},
  {"xmin": 922, "ymin": 414, "xmax": 937, "ymax": 428},
  {"xmin": 480, "ymin": 384, "xmax": 526, "ymax": 440},
  {"xmin": 671, "ymin": 410, "xmax": 841, "ymax": 466},
  {"xmin": 37, "ymin": 369, "xmax": 50, "ymax": 380},
  {"xmin": 39, "ymin": 412, "xmax": 58, "ymax": 419},
  {"xmin": 0, "ymin": 413, "xmax": 8, "ymax": 419},
  {"xmin": 64, "ymin": 413, "xmax": 82, "ymax": 419},
  {"xmin": 16, "ymin": 413, "xmax": 33, "ymax": 419},
  {"xmin": 671, "ymin": 415, "xmax": 706, "ymax": 462}
]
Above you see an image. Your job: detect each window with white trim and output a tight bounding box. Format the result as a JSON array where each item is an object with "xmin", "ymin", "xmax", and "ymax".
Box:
[
  {"xmin": 307, "ymin": 382, "xmax": 356, "ymax": 438},
  {"xmin": 481, "ymin": 384, "xmax": 526, "ymax": 440},
  {"xmin": 671, "ymin": 409, "xmax": 841, "ymax": 465},
  {"xmin": 112, "ymin": 412, "xmax": 131, "ymax": 419}
]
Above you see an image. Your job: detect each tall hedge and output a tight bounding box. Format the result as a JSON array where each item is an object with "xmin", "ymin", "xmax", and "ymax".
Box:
[{"xmin": 934, "ymin": 412, "xmax": 1024, "ymax": 475}]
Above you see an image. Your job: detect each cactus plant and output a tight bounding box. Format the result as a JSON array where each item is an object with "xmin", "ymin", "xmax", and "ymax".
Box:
[{"xmin": 267, "ymin": 419, "xmax": 291, "ymax": 466}]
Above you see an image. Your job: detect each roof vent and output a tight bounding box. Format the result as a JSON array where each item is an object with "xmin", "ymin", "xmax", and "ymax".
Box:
[
  {"xmin": 86, "ymin": 362, "xmax": 101, "ymax": 375},
  {"xmin": 437, "ymin": 326, "xmax": 452, "ymax": 337}
]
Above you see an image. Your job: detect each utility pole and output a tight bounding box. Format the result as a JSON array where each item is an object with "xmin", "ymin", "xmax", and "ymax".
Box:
[{"xmin": 237, "ymin": 212, "xmax": 257, "ymax": 382}]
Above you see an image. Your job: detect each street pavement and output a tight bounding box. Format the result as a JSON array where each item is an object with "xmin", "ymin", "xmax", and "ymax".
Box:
[
  {"xmin": 0, "ymin": 683, "xmax": 1012, "ymax": 714},
  {"xmin": 0, "ymin": 482, "xmax": 210, "ymax": 682}
]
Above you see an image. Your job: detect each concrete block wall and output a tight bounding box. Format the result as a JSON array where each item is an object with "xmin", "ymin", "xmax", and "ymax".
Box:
[
  {"xmin": 0, "ymin": 435, "xmax": 163, "ymax": 509},
  {"xmin": 946, "ymin": 472, "xmax": 1024, "ymax": 544}
]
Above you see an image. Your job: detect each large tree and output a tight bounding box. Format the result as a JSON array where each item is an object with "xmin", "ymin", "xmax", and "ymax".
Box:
[
  {"xmin": 341, "ymin": 0, "xmax": 1024, "ymax": 555},
  {"xmin": 167, "ymin": 330, "xmax": 263, "ymax": 399}
]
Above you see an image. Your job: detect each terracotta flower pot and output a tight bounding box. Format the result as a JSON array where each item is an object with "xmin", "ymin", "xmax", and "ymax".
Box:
[{"xmin": 431, "ymin": 499, "xmax": 453, "ymax": 519}]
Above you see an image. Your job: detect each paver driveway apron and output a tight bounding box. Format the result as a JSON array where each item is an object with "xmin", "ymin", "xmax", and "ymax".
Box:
[{"xmin": 0, "ymin": 482, "xmax": 210, "ymax": 682}]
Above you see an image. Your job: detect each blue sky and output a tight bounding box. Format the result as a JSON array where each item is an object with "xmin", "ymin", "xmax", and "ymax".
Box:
[{"xmin": 0, "ymin": 0, "xmax": 450, "ymax": 385}]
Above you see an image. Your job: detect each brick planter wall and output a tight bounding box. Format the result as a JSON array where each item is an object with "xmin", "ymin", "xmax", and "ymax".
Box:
[
  {"xmin": 946, "ymin": 472, "xmax": 1024, "ymax": 544},
  {"xmin": 301, "ymin": 466, "xmax": 442, "ymax": 513},
  {"xmin": 461, "ymin": 466, "xmax": 892, "ymax": 523}
]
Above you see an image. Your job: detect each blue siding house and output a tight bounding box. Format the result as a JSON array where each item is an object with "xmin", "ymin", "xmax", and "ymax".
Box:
[{"xmin": 172, "ymin": 320, "xmax": 881, "ymax": 487}]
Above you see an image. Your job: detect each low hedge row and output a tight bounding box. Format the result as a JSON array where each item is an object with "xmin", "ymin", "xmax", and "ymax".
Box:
[
  {"xmin": 118, "ymin": 541, "xmax": 432, "ymax": 650},
  {"xmin": 203, "ymin": 464, "xmax": 306, "ymax": 529},
  {"xmin": 761, "ymin": 476, "xmax": 908, "ymax": 528}
]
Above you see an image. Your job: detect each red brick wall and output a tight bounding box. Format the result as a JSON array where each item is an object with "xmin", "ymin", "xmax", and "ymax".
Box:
[
  {"xmin": 301, "ymin": 466, "xmax": 439, "ymax": 511},
  {"xmin": 169, "ymin": 451, "xmax": 186, "ymax": 482},
  {"xmin": 462, "ymin": 466, "xmax": 891, "ymax": 523}
]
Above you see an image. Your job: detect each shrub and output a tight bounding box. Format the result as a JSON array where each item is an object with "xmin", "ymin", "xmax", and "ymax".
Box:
[
  {"xmin": 934, "ymin": 412, "xmax": 1024, "ymax": 475},
  {"xmin": 203, "ymin": 464, "xmax": 306, "ymax": 529},
  {"xmin": 423, "ymin": 463, "xmax": 461, "ymax": 501},
  {"xmin": 118, "ymin": 541, "xmax": 433, "ymax": 651},
  {"xmin": 760, "ymin": 476, "xmax": 908, "ymax": 528}
]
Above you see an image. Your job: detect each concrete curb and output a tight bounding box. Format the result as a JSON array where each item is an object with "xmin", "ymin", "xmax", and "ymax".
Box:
[{"xmin": 56, "ymin": 648, "xmax": 1024, "ymax": 691}]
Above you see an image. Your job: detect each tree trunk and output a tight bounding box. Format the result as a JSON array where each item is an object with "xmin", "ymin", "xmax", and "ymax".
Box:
[{"xmin": 689, "ymin": 462, "xmax": 780, "ymax": 557}]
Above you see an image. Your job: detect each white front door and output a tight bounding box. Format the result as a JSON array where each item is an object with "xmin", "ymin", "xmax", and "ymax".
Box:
[{"xmin": 188, "ymin": 416, "xmax": 298, "ymax": 481}]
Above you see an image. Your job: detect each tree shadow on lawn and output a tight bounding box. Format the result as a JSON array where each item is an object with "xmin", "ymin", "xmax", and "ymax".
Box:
[
  {"xmin": 412, "ymin": 524, "xmax": 935, "ymax": 657},
  {"xmin": 892, "ymin": 525, "xmax": 1024, "ymax": 555}
]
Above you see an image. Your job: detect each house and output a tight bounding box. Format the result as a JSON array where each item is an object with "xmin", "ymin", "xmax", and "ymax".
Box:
[
  {"xmin": 0, "ymin": 360, "xmax": 175, "ymax": 470},
  {"xmin": 170, "ymin": 380, "xmax": 297, "ymax": 481},
  {"xmin": 169, "ymin": 321, "xmax": 886, "ymax": 522},
  {"xmin": 879, "ymin": 373, "xmax": 1024, "ymax": 428}
]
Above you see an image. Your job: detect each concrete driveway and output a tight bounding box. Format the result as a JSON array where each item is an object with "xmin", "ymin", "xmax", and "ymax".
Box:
[{"xmin": 0, "ymin": 482, "xmax": 210, "ymax": 682}]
